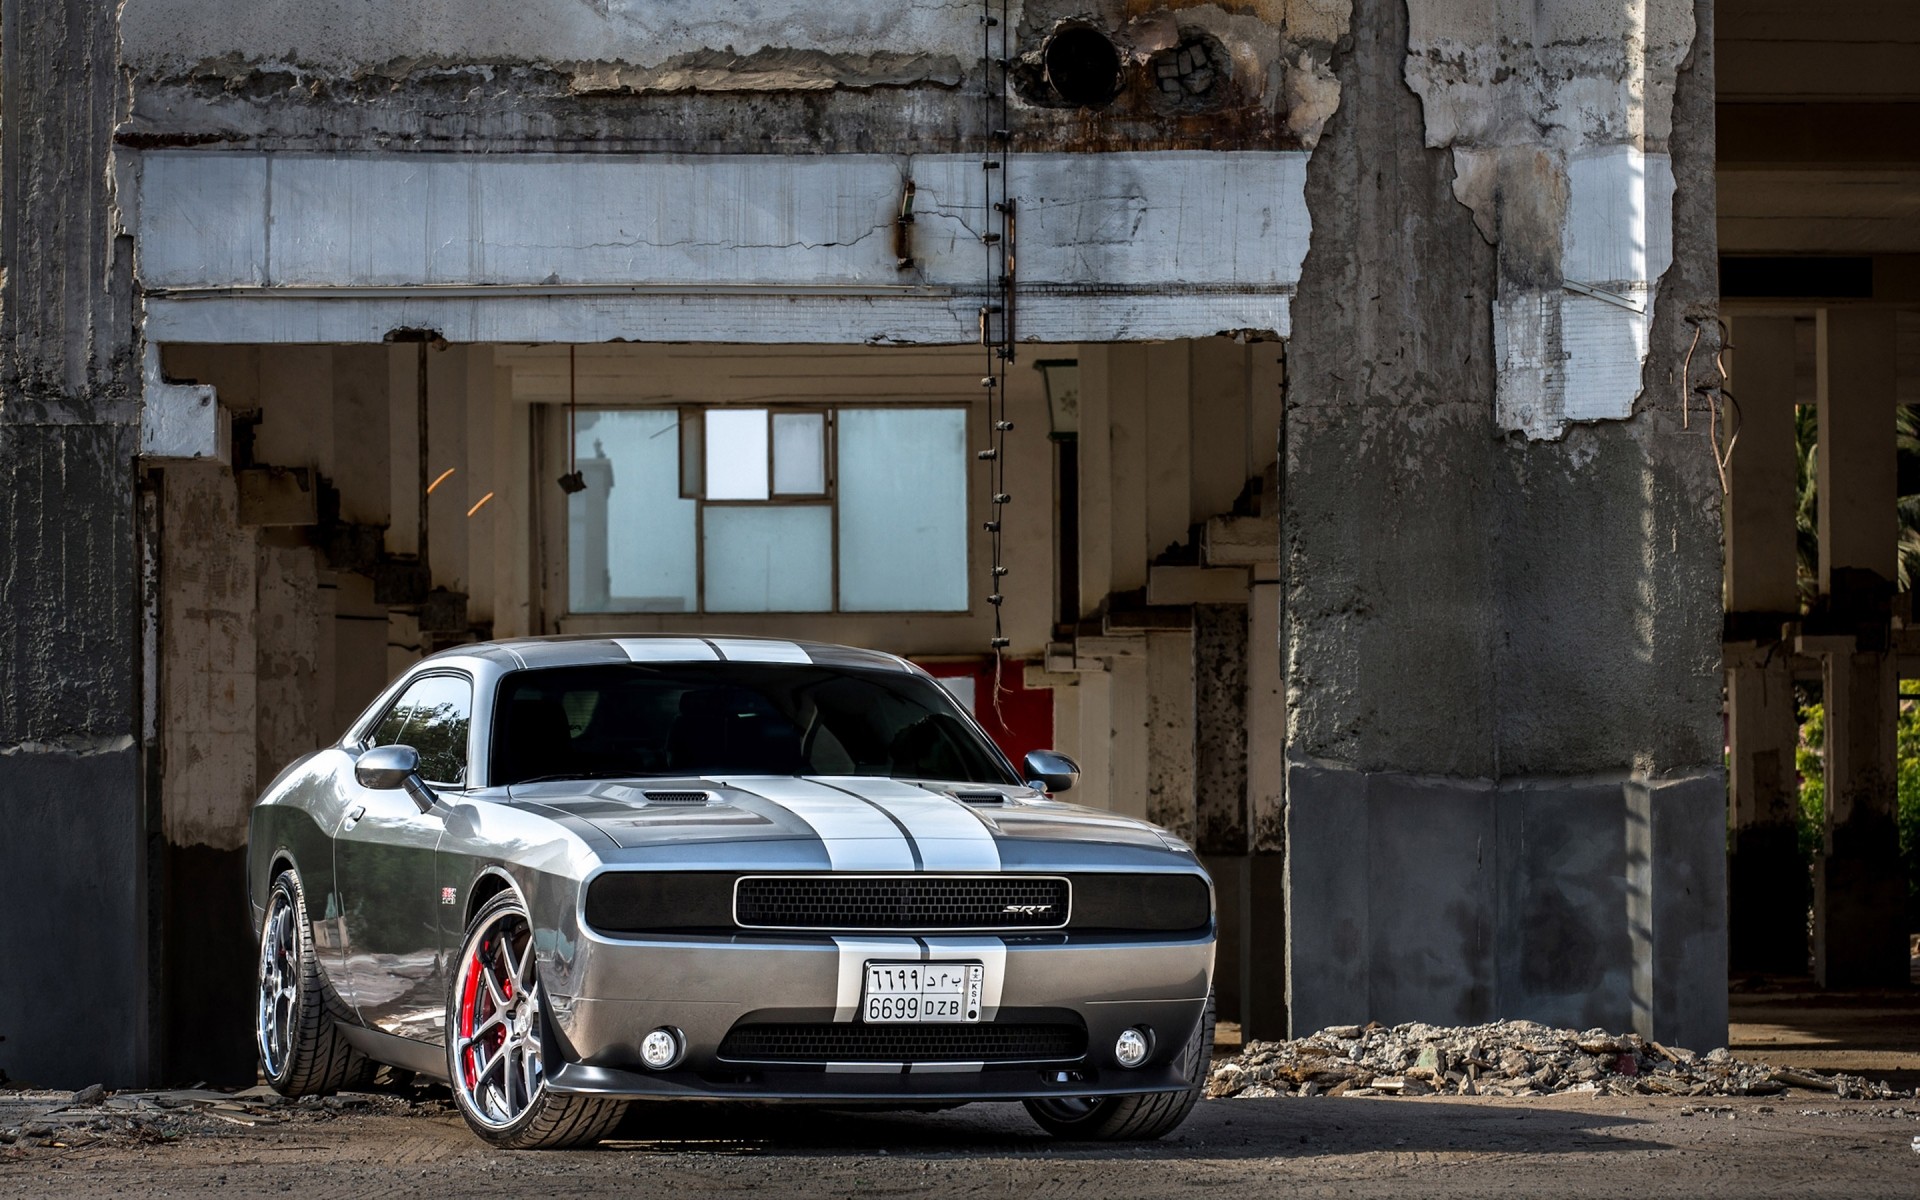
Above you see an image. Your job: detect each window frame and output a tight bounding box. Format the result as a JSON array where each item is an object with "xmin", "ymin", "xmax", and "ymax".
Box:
[
  {"xmin": 560, "ymin": 400, "xmax": 974, "ymax": 618},
  {"xmin": 357, "ymin": 668, "xmax": 477, "ymax": 790}
]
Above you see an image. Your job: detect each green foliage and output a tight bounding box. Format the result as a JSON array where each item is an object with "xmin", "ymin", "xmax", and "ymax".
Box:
[
  {"xmin": 1796, "ymin": 700, "xmax": 1825, "ymax": 864},
  {"xmin": 1797, "ymin": 697, "xmax": 1920, "ymax": 921}
]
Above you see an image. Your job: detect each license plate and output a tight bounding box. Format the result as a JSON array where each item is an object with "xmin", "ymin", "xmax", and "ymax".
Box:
[{"xmin": 861, "ymin": 961, "xmax": 983, "ymax": 1024}]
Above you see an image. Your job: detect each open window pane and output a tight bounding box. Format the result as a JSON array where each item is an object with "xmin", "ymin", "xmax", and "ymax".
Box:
[
  {"xmin": 705, "ymin": 408, "xmax": 769, "ymax": 500},
  {"xmin": 569, "ymin": 410, "xmax": 698, "ymax": 612},
  {"xmin": 772, "ymin": 412, "xmax": 827, "ymax": 495},
  {"xmin": 703, "ymin": 505, "xmax": 833, "ymax": 612},
  {"xmin": 837, "ymin": 408, "xmax": 968, "ymax": 612}
]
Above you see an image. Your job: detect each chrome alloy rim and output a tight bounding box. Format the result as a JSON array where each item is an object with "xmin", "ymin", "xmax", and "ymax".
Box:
[
  {"xmin": 455, "ymin": 908, "xmax": 545, "ymax": 1128},
  {"xmin": 256, "ymin": 889, "xmax": 298, "ymax": 1078}
]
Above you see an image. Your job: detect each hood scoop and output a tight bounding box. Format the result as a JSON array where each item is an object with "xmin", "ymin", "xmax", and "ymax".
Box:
[
  {"xmin": 642, "ymin": 790, "xmax": 715, "ymax": 806},
  {"xmin": 953, "ymin": 791, "xmax": 1009, "ymax": 805}
]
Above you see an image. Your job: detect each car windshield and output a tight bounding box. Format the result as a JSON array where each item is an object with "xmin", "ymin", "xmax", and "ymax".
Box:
[{"xmin": 491, "ymin": 662, "xmax": 1018, "ymax": 787}]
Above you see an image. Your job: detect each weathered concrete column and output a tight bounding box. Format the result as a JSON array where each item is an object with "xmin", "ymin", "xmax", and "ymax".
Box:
[
  {"xmin": 0, "ymin": 0, "xmax": 149, "ymax": 1085},
  {"xmin": 1811, "ymin": 306, "xmax": 1905, "ymax": 988},
  {"xmin": 1282, "ymin": 0, "xmax": 1725, "ymax": 1049},
  {"xmin": 1723, "ymin": 315, "xmax": 1808, "ymax": 974}
]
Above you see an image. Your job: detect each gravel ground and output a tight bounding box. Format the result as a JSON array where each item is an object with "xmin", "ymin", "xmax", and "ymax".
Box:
[{"xmin": 4, "ymin": 1088, "xmax": 1919, "ymax": 1198}]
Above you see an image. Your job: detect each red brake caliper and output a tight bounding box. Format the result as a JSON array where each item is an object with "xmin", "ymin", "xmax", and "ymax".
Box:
[{"xmin": 459, "ymin": 936, "xmax": 489, "ymax": 1085}]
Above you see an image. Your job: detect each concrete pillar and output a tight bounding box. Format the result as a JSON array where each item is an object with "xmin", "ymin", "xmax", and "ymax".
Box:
[
  {"xmin": 490, "ymin": 364, "xmax": 535, "ymax": 639},
  {"xmin": 159, "ymin": 464, "xmax": 260, "ymax": 1083},
  {"xmin": 1815, "ymin": 648, "xmax": 1904, "ymax": 986},
  {"xmin": 465, "ymin": 347, "xmax": 497, "ymax": 629},
  {"xmin": 1107, "ymin": 345, "xmax": 1150, "ymax": 597},
  {"xmin": 1108, "ymin": 650, "xmax": 1150, "ymax": 821},
  {"xmin": 1074, "ymin": 665, "xmax": 1113, "ymax": 812},
  {"xmin": 1244, "ymin": 573, "xmax": 1288, "ymax": 1039},
  {"xmin": 1075, "ymin": 346, "xmax": 1113, "ymax": 616},
  {"xmin": 1145, "ymin": 345, "xmax": 1193, "ymax": 562},
  {"xmin": 1723, "ymin": 315, "xmax": 1808, "ymax": 974},
  {"xmin": 1145, "ymin": 629, "xmax": 1196, "ymax": 842},
  {"xmin": 1811, "ymin": 306, "xmax": 1904, "ymax": 988},
  {"xmin": 0, "ymin": 0, "xmax": 150, "ymax": 1086},
  {"xmin": 1280, "ymin": 0, "xmax": 1724, "ymax": 1049}
]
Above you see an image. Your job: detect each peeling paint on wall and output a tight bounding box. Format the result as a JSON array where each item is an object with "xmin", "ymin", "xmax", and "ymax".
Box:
[{"xmin": 1403, "ymin": 0, "xmax": 1695, "ymax": 440}]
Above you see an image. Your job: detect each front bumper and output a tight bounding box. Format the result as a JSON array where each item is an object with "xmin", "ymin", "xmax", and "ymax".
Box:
[{"xmin": 541, "ymin": 929, "xmax": 1213, "ymax": 1100}]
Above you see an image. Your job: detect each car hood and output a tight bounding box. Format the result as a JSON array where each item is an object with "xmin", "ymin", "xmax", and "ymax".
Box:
[{"xmin": 507, "ymin": 775, "xmax": 1192, "ymax": 872}]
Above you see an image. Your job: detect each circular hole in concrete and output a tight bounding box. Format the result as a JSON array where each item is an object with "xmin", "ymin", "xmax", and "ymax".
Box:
[{"xmin": 1043, "ymin": 25, "xmax": 1123, "ymax": 108}]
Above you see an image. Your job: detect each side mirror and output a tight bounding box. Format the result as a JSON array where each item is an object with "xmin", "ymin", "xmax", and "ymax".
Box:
[
  {"xmin": 355, "ymin": 744, "xmax": 436, "ymax": 813},
  {"xmin": 1023, "ymin": 750, "xmax": 1080, "ymax": 794}
]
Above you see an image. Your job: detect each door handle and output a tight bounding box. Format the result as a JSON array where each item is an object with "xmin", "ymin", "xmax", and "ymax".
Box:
[{"xmin": 343, "ymin": 804, "xmax": 367, "ymax": 831}]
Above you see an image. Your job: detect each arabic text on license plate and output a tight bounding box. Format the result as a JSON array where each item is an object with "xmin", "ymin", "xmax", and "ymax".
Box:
[{"xmin": 862, "ymin": 961, "xmax": 984, "ymax": 1024}]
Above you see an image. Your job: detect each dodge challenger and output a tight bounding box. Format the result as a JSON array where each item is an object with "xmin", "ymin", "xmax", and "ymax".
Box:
[{"xmin": 247, "ymin": 635, "xmax": 1215, "ymax": 1147}]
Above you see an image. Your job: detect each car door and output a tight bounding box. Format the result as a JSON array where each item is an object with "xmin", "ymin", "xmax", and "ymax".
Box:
[{"xmin": 337, "ymin": 671, "xmax": 473, "ymax": 1042}]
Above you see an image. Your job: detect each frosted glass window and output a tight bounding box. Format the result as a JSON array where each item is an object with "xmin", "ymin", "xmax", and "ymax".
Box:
[
  {"xmin": 705, "ymin": 409, "xmax": 769, "ymax": 500},
  {"xmin": 773, "ymin": 412, "xmax": 827, "ymax": 495},
  {"xmin": 568, "ymin": 410, "xmax": 697, "ymax": 613},
  {"xmin": 837, "ymin": 408, "xmax": 968, "ymax": 612},
  {"xmin": 703, "ymin": 505, "xmax": 833, "ymax": 612}
]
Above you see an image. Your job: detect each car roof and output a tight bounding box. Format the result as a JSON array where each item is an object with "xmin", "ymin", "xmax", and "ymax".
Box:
[{"xmin": 417, "ymin": 633, "xmax": 919, "ymax": 675}]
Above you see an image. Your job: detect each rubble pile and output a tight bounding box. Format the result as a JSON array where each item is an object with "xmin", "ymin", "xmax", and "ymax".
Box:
[
  {"xmin": 1208, "ymin": 1020, "xmax": 1918, "ymax": 1102},
  {"xmin": 0, "ymin": 1084, "xmax": 448, "ymax": 1158}
]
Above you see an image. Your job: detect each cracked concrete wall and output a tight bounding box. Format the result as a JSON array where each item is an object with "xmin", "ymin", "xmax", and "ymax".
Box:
[
  {"xmin": 120, "ymin": 0, "xmax": 1339, "ymax": 153},
  {"xmin": 1403, "ymin": 0, "xmax": 1696, "ymax": 439},
  {"xmin": 0, "ymin": 0, "xmax": 149, "ymax": 1087},
  {"xmin": 1281, "ymin": 0, "xmax": 1724, "ymax": 1047}
]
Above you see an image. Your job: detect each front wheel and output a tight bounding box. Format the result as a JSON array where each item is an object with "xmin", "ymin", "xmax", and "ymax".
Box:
[
  {"xmin": 446, "ymin": 891, "xmax": 627, "ymax": 1149},
  {"xmin": 1024, "ymin": 991, "xmax": 1215, "ymax": 1141},
  {"xmin": 257, "ymin": 870, "xmax": 374, "ymax": 1096}
]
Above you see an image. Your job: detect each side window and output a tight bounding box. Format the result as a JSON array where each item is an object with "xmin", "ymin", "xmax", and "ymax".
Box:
[{"xmin": 368, "ymin": 675, "xmax": 473, "ymax": 786}]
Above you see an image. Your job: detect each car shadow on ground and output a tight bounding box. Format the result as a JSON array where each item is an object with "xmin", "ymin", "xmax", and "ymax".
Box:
[{"xmin": 592, "ymin": 1096, "xmax": 1668, "ymax": 1160}]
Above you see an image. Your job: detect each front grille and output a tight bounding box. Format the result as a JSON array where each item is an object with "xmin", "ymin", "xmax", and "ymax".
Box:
[
  {"xmin": 718, "ymin": 1021, "xmax": 1087, "ymax": 1064},
  {"xmin": 734, "ymin": 875, "xmax": 1070, "ymax": 930}
]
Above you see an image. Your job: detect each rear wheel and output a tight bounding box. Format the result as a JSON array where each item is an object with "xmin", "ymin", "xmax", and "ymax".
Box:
[
  {"xmin": 1024, "ymin": 991, "xmax": 1215, "ymax": 1141},
  {"xmin": 257, "ymin": 869, "xmax": 374, "ymax": 1096},
  {"xmin": 447, "ymin": 891, "xmax": 628, "ymax": 1148}
]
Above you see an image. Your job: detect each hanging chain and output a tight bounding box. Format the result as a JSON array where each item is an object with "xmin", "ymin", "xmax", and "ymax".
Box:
[{"xmin": 980, "ymin": 0, "xmax": 1016, "ymax": 694}]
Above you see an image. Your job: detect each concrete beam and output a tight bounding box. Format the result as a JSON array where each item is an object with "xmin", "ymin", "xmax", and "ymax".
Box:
[
  {"xmin": 137, "ymin": 151, "xmax": 1308, "ymax": 346},
  {"xmin": 1148, "ymin": 565, "xmax": 1251, "ymax": 606},
  {"xmin": 140, "ymin": 344, "xmax": 228, "ymax": 463}
]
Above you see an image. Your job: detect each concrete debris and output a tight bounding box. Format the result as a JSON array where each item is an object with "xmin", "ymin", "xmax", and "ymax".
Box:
[
  {"xmin": 1208, "ymin": 1021, "xmax": 1918, "ymax": 1102},
  {"xmin": 0, "ymin": 1083, "xmax": 452, "ymax": 1157}
]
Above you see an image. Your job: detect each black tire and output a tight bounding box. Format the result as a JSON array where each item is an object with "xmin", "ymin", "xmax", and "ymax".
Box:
[
  {"xmin": 446, "ymin": 891, "xmax": 628, "ymax": 1149},
  {"xmin": 1024, "ymin": 991, "xmax": 1215, "ymax": 1141},
  {"xmin": 257, "ymin": 869, "xmax": 375, "ymax": 1096}
]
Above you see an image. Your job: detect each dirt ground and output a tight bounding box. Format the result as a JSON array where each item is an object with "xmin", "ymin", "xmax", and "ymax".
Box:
[
  {"xmin": 4, "ymin": 1090, "xmax": 1919, "ymax": 1199},
  {"xmin": 6, "ymin": 982, "xmax": 1916, "ymax": 1198}
]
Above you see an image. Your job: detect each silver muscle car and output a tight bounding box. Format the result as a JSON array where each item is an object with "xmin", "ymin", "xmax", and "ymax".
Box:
[{"xmin": 247, "ymin": 635, "xmax": 1215, "ymax": 1148}]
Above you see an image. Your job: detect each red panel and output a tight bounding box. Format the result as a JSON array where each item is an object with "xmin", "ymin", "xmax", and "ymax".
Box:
[{"xmin": 914, "ymin": 656, "xmax": 1054, "ymax": 771}]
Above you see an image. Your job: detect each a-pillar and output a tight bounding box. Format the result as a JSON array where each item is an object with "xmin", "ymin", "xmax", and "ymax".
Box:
[
  {"xmin": 1811, "ymin": 307, "xmax": 1905, "ymax": 988},
  {"xmin": 1723, "ymin": 315, "xmax": 1808, "ymax": 975}
]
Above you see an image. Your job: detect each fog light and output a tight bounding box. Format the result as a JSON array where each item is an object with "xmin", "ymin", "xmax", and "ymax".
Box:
[
  {"xmin": 1115, "ymin": 1027, "xmax": 1151, "ymax": 1069},
  {"xmin": 641, "ymin": 1027, "xmax": 684, "ymax": 1070}
]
